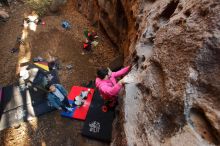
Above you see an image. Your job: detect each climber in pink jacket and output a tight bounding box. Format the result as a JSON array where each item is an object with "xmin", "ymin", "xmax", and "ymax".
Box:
[{"xmin": 95, "ymin": 66, "xmax": 131, "ymax": 108}]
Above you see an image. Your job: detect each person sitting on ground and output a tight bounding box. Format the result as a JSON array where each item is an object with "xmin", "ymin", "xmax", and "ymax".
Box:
[
  {"xmin": 95, "ymin": 66, "xmax": 131, "ymax": 110},
  {"xmin": 46, "ymin": 83, "xmax": 73, "ymax": 112}
]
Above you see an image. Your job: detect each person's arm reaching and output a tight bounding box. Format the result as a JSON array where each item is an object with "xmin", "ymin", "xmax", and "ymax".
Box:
[{"xmin": 111, "ymin": 66, "xmax": 131, "ymax": 78}]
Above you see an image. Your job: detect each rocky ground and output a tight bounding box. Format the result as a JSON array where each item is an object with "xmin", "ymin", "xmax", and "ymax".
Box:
[{"xmin": 0, "ymin": 0, "xmax": 118, "ymax": 146}]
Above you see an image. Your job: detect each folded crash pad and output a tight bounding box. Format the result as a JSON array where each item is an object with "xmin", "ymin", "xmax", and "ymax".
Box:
[
  {"xmin": 34, "ymin": 62, "xmax": 49, "ymax": 71},
  {"xmin": 0, "ymin": 69, "xmax": 59, "ymax": 131},
  {"xmin": 82, "ymin": 89, "xmax": 115, "ymax": 142},
  {"xmin": 61, "ymin": 86, "xmax": 94, "ymax": 120}
]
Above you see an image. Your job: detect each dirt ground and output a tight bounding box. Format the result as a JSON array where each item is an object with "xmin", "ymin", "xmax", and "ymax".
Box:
[{"xmin": 0, "ymin": 1, "xmax": 118, "ymax": 145}]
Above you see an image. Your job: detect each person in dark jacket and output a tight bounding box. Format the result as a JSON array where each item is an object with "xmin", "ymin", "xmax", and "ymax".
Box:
[{"xmin": 46, "ymin": 83, "xmax": 73, "ymax": 112}]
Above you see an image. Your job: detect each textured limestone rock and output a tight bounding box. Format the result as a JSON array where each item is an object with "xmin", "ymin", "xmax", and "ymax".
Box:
[
  {"xmin": 72, "ymin": 0, "xmax": 220, "ymax": 145},
  {"xmin": 123, "ymin": 0, "xmax": 220, "ymax": 145}
]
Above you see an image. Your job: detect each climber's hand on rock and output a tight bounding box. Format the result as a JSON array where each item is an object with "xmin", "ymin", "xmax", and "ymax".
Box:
[
  {"xmin": 107, "ymin": 67, "xmax": 112, "ymax": 75},
  {"xmin": 131, "ymin": 64, "xmax": 137, "ymax": 70},
  {"xmin": 118, "ymin": 79, "xmax": 125, "ymax": 85}
]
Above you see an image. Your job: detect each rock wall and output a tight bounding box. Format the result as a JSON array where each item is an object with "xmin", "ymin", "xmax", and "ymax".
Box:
[
  {"xmin": 71, "ymin": 0, "xmax": 220, "ymax": 145},
  {"xmin": 123, "ymin": 0, "xmax": 220, "ymax": 145}
]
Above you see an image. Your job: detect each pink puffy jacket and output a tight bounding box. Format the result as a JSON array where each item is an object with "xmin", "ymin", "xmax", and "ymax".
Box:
[{"xmin": 95, "ymin": 66, "xmax": 130, "ymax": 100}]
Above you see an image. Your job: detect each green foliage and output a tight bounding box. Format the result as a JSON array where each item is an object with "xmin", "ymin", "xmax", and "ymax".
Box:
[{"xmin": 25, "ymin": 0, "xmax": 52, "ymax": 16}]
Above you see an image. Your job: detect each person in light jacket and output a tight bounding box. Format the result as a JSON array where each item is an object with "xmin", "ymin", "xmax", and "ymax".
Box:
[
  {"xmin": 46, "ymin": 83, "xmax": 72, "ymax": 112},
  {"xmin": 95, "ymin": 66, "xmax": 131, "ymax": 109}
]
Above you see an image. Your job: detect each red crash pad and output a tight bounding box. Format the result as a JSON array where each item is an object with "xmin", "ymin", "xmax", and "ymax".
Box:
[{"xmin": 61, "ymin": 86, "xmax": 94, "ymax": 120}]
